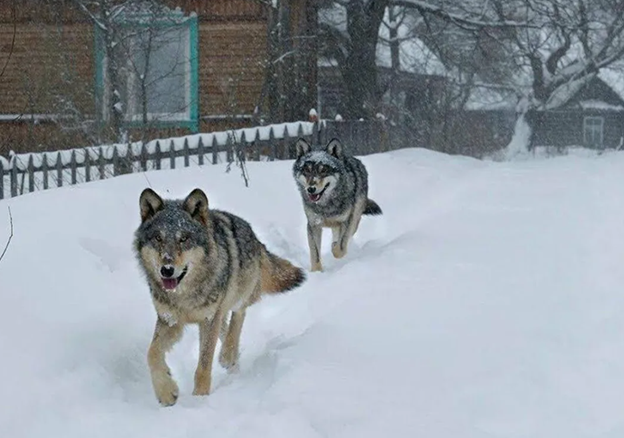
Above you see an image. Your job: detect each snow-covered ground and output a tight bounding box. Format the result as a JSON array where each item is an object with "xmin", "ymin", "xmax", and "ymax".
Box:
[{"xmin": 1, "ymin": 147, "xmax": 624, "ymax": 437}]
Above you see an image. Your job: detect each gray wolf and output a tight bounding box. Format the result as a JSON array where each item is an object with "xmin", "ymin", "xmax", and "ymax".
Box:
[
  {"xmin": 133, "ymin": 188, "xmax": 305, "ymax": 406},
  {"xmin": 292, "ymin": 138, "xmax": 382, "ymax": 272}
]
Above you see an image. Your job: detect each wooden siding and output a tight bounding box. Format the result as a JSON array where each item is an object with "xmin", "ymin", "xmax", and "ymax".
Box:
[
  {"xmin": 0, "ymin": 1, "xmax": 267, "ymax": 23},
  {"xmin": 199, "ymin": 22, "xmax": 267, "ymax": 117},
  {"xmin": 0, "ymin": 22, "xmax": 94, "ymax": 115}
]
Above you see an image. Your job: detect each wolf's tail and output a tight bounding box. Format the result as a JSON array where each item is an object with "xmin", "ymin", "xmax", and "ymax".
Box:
[
  {"xmin": 363, "ymin": 198, "xmax": 383, "ymax": 216},
  {"xmin": 260, "ymin": 248, "xmax": 306, "ymax": 294}
]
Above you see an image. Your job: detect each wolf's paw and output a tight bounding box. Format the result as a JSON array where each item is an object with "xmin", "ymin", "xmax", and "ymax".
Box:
[
  {"xmin": 332, "ymin": 242, "xmax": 346, "ymax": 259},
  {"xmin": 219, "ymin": 347, "xmax": 239, "ymax": 372},
  {"xmin": 193, "ymin": 371, "xmax": 212, "ymax": 396},
  {"xmin": 154, "ymin": 377, "xmax": 179, "ymax": 407},
  {"xmin": 311, "ymin": 262, "xmax": 323, "ymax": 272}
]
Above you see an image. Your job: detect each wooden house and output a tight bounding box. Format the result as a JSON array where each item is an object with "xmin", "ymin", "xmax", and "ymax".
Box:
[
  {"xmin": 0, "ymin": 0, "xmax": 316, "ymax": 155},
  {"xmin": 527, "ymin": 74, "xmax": 624, "ymax": 150}
]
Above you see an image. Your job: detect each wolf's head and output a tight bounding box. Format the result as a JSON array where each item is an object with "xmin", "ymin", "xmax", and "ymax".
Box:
[
  {"xmin": 134, "ymin": 188, "xmax": 210, "ymax": 292},
  {"xmin": 292, "ymin": 138, "xmax": 344, "ymax": 204}
]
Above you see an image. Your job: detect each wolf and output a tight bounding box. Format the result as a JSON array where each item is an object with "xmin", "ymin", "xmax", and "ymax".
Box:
[
  {"xmin": 133, "ymin": 188, "xmax": 305, "ymax": 406},
  {"xmin": 292, "ymin": 138, "xmax": 382, "ymax": 272}
]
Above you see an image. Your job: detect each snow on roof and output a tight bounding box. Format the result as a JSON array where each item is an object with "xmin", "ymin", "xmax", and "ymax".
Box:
[
  {"xmin": 579, "ymin": 100, "xmax": 624, "ymax": 111},
  {"xmin": 598, "ymin": 68, "xmax": 624, "ymax": 102}
]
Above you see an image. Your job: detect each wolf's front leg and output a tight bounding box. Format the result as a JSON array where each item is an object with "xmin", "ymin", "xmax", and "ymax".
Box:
[
  {"xmin": 331, "ymin": 224, "xmax": 348, "ymax": 259},
  {"xmin": 333, "ymin": 208, "xmax": 364, "ymax": 259},
  {"xmin": 148, "ymin": 318, "xmax": 184, "ymax": 406},
  {"xmin": 193, "ymin": 307, "xmax": 224, "ymax": 396},
  {"xmin": 219, "ymin": 308, "xmax": 246, "ymax": 372},
  {"xmin": 307, "ymin": 222, "xmax": 323, "ymax": 272}
]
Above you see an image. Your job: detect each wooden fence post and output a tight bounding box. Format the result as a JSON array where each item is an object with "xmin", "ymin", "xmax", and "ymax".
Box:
[
  {"xmin": 70, "ymin": 150, "xmax": 77, "ymax": 185},
  {"xmin": 183, "ymin": 138, "xmax": 190, "ymax": 168},
  {"xmin": 56, "ymin": 152, "xmax": 63, "ymax": 188},
  {"xmin": 154, "ymin": 141, "xmax": 162, "ymax": 170},
  {"xmin": 0, "ymin": 159, "xmax": 4, "ymax": 200},
  {"xmin": 211, "ymin": 135, "xmax": 218, "ymax": 165},
  {"xmin": 169, "ymin": 140, "xmax": 176, "ymax": 169},
  {"xmin": 85, "ymin": 150, "xmax": 91, "ymax": 183},
  {"xmin": 9, "ymin": 155, "xmax": 17, "ymax": 198},
  {"xmin": 42, "ymin": 153, "xmax": 49, "ymax": 189},
  {"xmin": 27, "ymin": 154, "xmax": 35, "ymax": 193}
]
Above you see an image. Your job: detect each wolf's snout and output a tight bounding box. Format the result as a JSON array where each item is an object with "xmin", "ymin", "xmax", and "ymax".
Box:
[
  {"xmin": 307, "ymin": 186, "xmax": 317, "ymax": 194},
  {"xmin": 160, "ymin": 265, "xmax": 175, "ymax": 278}
]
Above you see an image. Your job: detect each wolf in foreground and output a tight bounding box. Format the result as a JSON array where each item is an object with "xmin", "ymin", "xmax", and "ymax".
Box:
[
  {"xmin": 292, "ymin": 138, "xmax": 382, "ymax": 272},
  {"xmin": 134, "ymin": 188, "xmax": 305, "ymax": 406}
]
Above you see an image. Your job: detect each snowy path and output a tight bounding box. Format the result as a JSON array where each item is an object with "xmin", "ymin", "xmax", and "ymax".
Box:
[{"xmin": 1, "ymin": 149, "xmax": 624, "ymax": 437}]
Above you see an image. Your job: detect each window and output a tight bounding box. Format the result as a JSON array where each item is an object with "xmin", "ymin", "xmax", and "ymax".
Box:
[
  {"xmin": 583, "ymin": 116, "xmax": 604, "ymax": 147},
  {"xmin": 95, "ymin": 9, "xmax": 198, "ymax": 132}
]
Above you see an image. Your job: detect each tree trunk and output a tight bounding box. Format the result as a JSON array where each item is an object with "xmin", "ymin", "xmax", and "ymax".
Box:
[{"xmin": 342, "ymin": 0, "xmax": 389, "ymax": 119}]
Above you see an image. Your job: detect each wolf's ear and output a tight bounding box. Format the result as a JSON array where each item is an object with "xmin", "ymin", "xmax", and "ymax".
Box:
[
  {"xmin": 139, "ymin": 188, "xmax": 164, "ymax": 223},
  {"xmin": 325, "ymin": 138, "xmax": 343, "ymax": 158},
  {"xmin": 295, "ymin": 138, "xmax": 311, "ymax": 158},
  {"xmin": 183, "ymin": 188, "xmax": 209, "ymax": 225}
]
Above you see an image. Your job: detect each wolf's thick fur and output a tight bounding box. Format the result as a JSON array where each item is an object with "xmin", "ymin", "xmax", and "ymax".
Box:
[
  {"xmin": 133, "ymin": 188, "xmax": 305, "ymax": 406},
  {"xmin": 292, "ymin": 138, "xmax": 382, "ymax": 272}
]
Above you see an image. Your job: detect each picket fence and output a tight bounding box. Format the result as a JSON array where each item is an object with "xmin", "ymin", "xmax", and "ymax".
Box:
[{"xmin": 0, "ymin": 119, "xmax": 399, "ymax": 200}]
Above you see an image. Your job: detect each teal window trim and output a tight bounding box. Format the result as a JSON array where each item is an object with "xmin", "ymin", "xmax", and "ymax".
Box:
[{"xmin": 94, "ymin": 13, "xmax": 199, "ymax": 133}]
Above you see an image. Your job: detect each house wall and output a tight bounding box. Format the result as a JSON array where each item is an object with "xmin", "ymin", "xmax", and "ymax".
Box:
[
  {"xmin": 528, "ymin": 110, "xmax": 624, "ymax": 149},
  {"xmin": 0, "ymin": 0, "xmax": 269, "ymax": 155}
]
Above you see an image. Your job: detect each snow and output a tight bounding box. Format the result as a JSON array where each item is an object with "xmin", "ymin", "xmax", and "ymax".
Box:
[
  {"xmin": 495, "ymin": 113, "xmax": 532, "ymax": 160},
  {"xmin": 579, "ymin": 100, "xmax": 624, "ymax": 111},
  {"xmin": 2, "ymin": 148, "xmax": 624, "ymax": 437}
]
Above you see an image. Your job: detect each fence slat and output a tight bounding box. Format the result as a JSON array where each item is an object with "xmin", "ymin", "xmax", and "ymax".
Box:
[
  {"xmin": 10, "ymin": 155, "xmax": 17, "ymax": 198},
  {"xmin": 169, "ymin": 140, "xmax": 176, "ymax": 169},
  {"xmin": 0, "ymin": 159, "xmax": 4, "ymax": 200},
  {"xmin": 154, "ymin": 141, "xmax": 162, "ymax": 170},
  {"xmin": 140, "ymin": 143, "xmax": 148, "ymax": 172},
  {"xmin": 112, "ymin": 146, "xmax": 119, "ymax": 176},
  {"xmin": 183, "ymin": 138, "xmax": 190, "ymax": 167},
  {"xmin": 42, "ymin": 154, "xmax": 49, "ymax": 190},
  {"xmin": 269, "ymin": 127, "xmax": 277, "ymax": 161},
  {"xmin": 211, "ymin": 135, "xmax": 218, "ymax": 165},
  {"xmin": 85, "ymin": 150, "xmax": 91, "ymax": 183},
  {"xmin": 70, "ymin": 151, "xmax": 77, "ymax": 185},
  {"xmin": 27, "ymin": 155, "xmax": 35, "ymax": 193},
  {"xmin": 197, "ymin": 136, "xmax": 204, "ymax": 165},
  {"xmin": 56, "ymin": 152, "xmax": 63, "ymax": 188},
  {"xmin": 98, "ymin": 147, "xmax": 105, "ymax": 180}
]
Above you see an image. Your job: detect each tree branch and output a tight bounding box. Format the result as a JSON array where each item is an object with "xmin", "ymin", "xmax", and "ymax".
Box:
[
  {"xmin": 390, "ymin": 0, "xmax": 537, "ymax": 30},
  {"xmin": 0, "ymin": 207, "xmax": 14, "ymax": 264}
]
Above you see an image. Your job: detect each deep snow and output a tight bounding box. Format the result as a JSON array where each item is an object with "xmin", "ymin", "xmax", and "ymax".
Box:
[{"xmin": 1, "ymin": 148, "xmax": 624, "ymax": 437}]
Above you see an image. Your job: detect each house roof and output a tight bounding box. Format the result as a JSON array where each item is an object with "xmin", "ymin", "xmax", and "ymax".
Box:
[{"xmin": 543, "ymin": 73, "xmax": 624, "ymax": 111}]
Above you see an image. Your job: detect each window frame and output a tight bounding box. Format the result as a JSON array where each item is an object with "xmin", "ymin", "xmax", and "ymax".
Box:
[
  {"xmin": 583, "ymin": 115, "xmax": 604, "ymax": 147},
  {"xmin": 94, "ymin": 12, "xmax": 199, "ymax": 132}
]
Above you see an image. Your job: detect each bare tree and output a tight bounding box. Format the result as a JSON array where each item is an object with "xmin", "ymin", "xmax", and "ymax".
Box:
[{"xmin": 319, "ymin": 0, "xmax": 529, "ymax": 120}]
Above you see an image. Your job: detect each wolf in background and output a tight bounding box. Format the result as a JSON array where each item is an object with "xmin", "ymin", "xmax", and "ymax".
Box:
[
  {"xmin": 134, "ymin": 188, "xmax": 305, "ymax": 406},
  {"xmin": 292, "ymin": 138, "xmax": 382, "ymax": 272}
]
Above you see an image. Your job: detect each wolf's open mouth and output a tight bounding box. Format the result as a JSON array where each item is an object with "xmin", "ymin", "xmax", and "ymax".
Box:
[
  {"xmin": 162, "ymin": 267, "xmax": 187, "ymax": 290},
  {"xmin": 308, "ymin": 184, "xmax": 328, "ymax": 203}
]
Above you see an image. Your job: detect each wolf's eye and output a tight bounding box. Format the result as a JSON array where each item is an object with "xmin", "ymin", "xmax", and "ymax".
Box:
[
  {"xmin": 179, "ymin": 235, "xmax": 188, "ymax": 243},
  {"xmin": 154, "ymin": 235, "xmax": 162, "ymax": 242}
]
